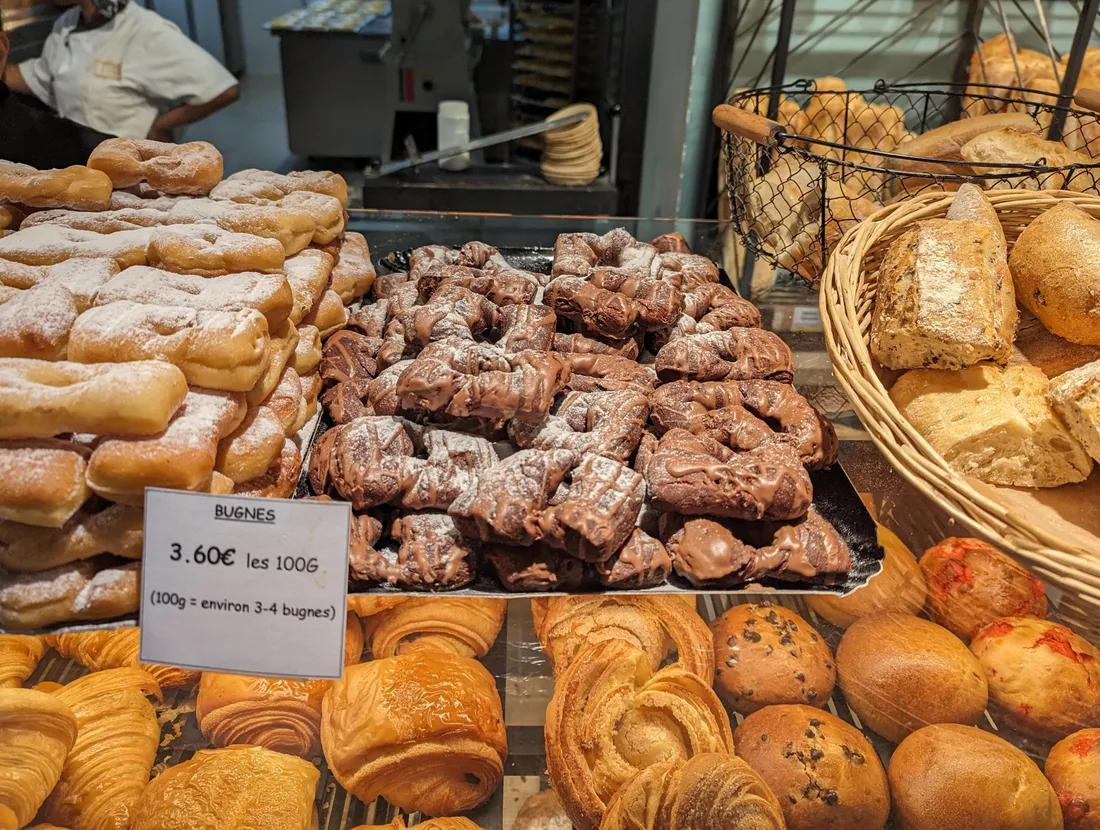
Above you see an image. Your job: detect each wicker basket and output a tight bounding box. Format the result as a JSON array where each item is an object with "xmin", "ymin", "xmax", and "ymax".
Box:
[{"xmin": 820, "ymin": 188, "xmax": 1100, "ymax": 606}]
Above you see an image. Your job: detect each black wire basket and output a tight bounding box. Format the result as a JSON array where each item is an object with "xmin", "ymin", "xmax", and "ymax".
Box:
[{"xmin": 716, "ymin": 79, "xmax": 1100, "ymax": 281}]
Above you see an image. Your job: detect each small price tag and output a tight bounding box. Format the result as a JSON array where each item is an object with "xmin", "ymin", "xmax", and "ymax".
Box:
[{"xmin": 139, "ymin": 489, "xmax": 350, "ymax": 679}]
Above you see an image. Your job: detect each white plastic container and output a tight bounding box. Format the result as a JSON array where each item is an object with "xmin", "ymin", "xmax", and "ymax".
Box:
[{"xmin": 438, "ymin": 100, "xmax": 471, "ymax": 172}]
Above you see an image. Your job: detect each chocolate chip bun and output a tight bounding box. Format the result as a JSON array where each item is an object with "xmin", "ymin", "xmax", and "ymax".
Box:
[
  {"xmin": 712, "ymin": 603, "xmax": 835, "ymax": 714},
  {"xmin": 889, "ymin": 724, "xmax": 1062, "ymax": 830},
  {"xmin": 919, "ymin": 537, "xmax": 1047, "ymax": 642},
  {"xmin": 735, "ymin": 704, "xmax": 890, "ymax": 830},
  {"xmin": 971, "ymin": 616, "xmax": 1100, "ymax": 741},
  {"xmin": 806, "ymin": 525, "xmax": 926, "ymax": 629},
  {"xmin": 1046, "ymin": 728, "xmax": 1100, "ymax": 830},
  {"xmin": 836, "ymin": 612, "xmax": 988, "ymax": 743}
]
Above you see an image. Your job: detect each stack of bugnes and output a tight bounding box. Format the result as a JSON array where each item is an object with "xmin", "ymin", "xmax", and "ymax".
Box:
[{"xmin": 542, "ymin": 103, "xmax": 603, "ymax": 186}]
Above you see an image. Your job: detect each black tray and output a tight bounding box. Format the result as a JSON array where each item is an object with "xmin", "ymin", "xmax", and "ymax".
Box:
[{"xmin": 298, "ymin": 245, "xmax": 884, "ymax": 598}]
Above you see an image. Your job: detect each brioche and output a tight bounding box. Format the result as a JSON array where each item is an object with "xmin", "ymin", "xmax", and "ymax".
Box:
[
  {"xmin": 1009, "ymin": 202, "xmax": 1100, "ymax": 345},
  {"xmin": 95, "ymin": 267, "xmax": 293, "ymax": 330},
  {"xmin": 86, "ymin": 389, "xmax": 245, "ymax": 503},
  {"xmin": 0, "ymin": 358, "xmax": 188, "ymax": 439},
  {"xmin": 68, "ymin": 302, "xmax": 270, "ymax": 392},
  {"xmin": 1048, "ymin": 358, "xmax": 1100, "ymax": 462},
  {"xmin": 0, "ymin": 161, "xmax": 112, "ymax": 210},
  {"xmin": 0, "ymin": 438, "xmax": 90, "ymax": 527},
  {"xmin": 871, "ymin": 201, "xmax": 1014, "ymax": 369},
  {"xmin": 0, "ymin": 504, "xmax": 142, "ymax": 572},
  {"xmin": 891, "ymin": 362, "xmax": 1093, "ymax": 487}
]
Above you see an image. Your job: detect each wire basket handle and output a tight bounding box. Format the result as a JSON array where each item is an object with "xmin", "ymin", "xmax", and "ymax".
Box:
[
  {"xmin": 712, "ymin": 104, "xmax": 785, "ymax": 148},
  {"xmin": 1073, "ymin": 88, "xmax": 1100, "ymax": 114}
]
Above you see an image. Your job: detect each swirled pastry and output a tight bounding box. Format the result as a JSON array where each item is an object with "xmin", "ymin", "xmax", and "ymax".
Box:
[
  {"xmin": 0, "ymin": 688, "xmax": 78, "ymax": 829},
  {"xmin": 546, "ymin": 640, "xmax": 734, "ymax": 830},
  {"xmin": 532, "ymin": 595, "xmax": 714, "ymax": 681},
  {"xmin": 352, "ymin": 819, "xmax": 484, "ymax": 830},
  {"xmin": 195, "ymin": 612, "xmax": 363, "ymax": 759},
  {"xmin": 600, "ymin": 754, "xmax": 785, "ymax": 830},
  {"xmin": 45, "ymin": 628, "xmax": 198, "ymax": 690},
  {"xmin": 362, "ymin": 598, "xmax": 506, "ymax": 659},
  {"xmin": 42, "ymin": 668, "xmax": 162, "ymax": 830},
  {"xmin": 130, "ymin": 745, "xmax": 319, "ymax": 830},
  {"xmin": 321, "ymin": 653, "xmax": 507, "ymax": 816},
  {"xmin": 0, "ymin": 634, "xmax": 45, "ymax": 687}
]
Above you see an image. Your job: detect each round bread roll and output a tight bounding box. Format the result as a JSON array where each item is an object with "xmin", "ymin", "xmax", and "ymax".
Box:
[
  {"xmin": 920, "ymin": 537, "xmax": 1047, "ymax": 642},
  {"xmin": 889, "ymin": 724, "xmax": 1062, "ymax": 830},
  {"xmin": 806, "ymin": 525, "xmax": 926, "ymax": 629},
  {"xmin": 1008, "ymin": 202, "xmax": 1100, "ymax": 345},
  {"xmin": 735, "ymin": 704, "xmax": 889, "ymax": 830},
  {"xmin": 1046, "ymin": 728, "xmax": 1100, "ymax": 830},
  {"xmin": 971, "ymin": 616, "xmax": 1100, "ymax": 741},
  {"xmin": 712, "ymin": 602, "xmax": 835, "ymax": 714},
  {"xmin": 836, "ymin": 612, "xmax": 987, "ymax": 743}
]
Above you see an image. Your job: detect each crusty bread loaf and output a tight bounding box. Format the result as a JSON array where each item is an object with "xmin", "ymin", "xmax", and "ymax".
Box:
[
  {"xmin": 1048, "ymin": 358, "xmax": 1100, "ymax": 462},
  {"xmin": 960, "ymin": 127, "xmax": 1094, "ymax": 190},
  {"xmin": 890, "ymin": 362, "xmax": 1093, "ymax": 487},
  {"xmin": 1009, "ymin": 202, "xmax": 1100, "ymax": 345},
  {"xmin": 870, "ymin": 215, "xmax": 1014, "ymax": 369},
  {"xmin": 886, "ymin": 112, "xmax": 1041, "ymax": 174},
  {"xmin": 889, "ymin": 724, "xmax": 1062, "ymax": 830},
  {"xmin": 1013, "ymin": 308, "xmax": 1100, "ymax": 377}
]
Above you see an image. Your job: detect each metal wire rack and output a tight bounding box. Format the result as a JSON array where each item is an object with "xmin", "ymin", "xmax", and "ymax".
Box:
[{"xmin": 718, "ymin": 79, "xmax": 1100, "ymax": 280}]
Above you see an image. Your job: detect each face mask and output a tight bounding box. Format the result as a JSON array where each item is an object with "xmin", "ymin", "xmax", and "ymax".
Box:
[{"xmin": 92, "ymin": 0, "xmax": 131, "ymax": 19}]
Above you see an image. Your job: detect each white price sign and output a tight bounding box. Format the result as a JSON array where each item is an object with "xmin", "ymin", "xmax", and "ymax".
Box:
[{"xmin": 139, "ymin": 489, "xmax": 350, "ymax": 679}]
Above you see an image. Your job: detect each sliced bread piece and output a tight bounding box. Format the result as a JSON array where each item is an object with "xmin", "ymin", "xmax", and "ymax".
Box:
[
  {"xmin": 890, "ymin": 362, "xmax": 1093, "ymax": 488},
  {"xmin": 1047, "ymin": 358, "xmax": 1100, "ymax": 462}
]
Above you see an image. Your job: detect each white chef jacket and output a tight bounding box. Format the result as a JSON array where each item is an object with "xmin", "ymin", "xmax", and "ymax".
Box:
[{"xmin": 18, "ymin": 3, "xmax": 237, "ymax": 140}]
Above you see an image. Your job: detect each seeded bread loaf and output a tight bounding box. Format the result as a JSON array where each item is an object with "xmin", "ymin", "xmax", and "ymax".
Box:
[
  {"xmin": 890, "ymin": 362, "xmax": 1093, "ymax": 487},
  {"xmin": 1047, "ymin": 358, "xmax": 1100, "ymax": 462}
]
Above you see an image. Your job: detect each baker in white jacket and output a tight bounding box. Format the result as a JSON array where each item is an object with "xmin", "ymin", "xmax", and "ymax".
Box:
[{"xmin": 3, "ymin": 0, "xmax": 239, "ymax": 141}]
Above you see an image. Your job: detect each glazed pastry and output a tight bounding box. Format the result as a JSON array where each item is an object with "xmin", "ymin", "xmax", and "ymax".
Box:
[
  {"xmin": 130, "ymin": 745, "xmax": 319, "ymax": 830},
  {"xmin": 42, "ymin": 668, "xmax": 162, "ymax": 830},
  {"xmin": 362, "ymin": 597, "xmax": 506, "ymax": 659},
  {"xmin": 735, "ymin": 704, "xmax": 890, "ymax": 830},
  {"xmin": 971, "ymin": 616, "xmax": 1100, "ymax": 741},
  {"xmin": 546, "ymin": 640, "xmax": 733, "ymax": 830},
  {"xmin": 920, "ymin": 537, "xmax": 1047, "ymax": 641},
  {"xmin": 485, "ymin": 542, "xmax": 587, "ymax": 592},
  {"xmin": 532, "ymin": 595, "xmax": 714, "ymax": 681},
  {"xmin": 1046, "ymin": 728, "xmax": 1100, "ymax": 830},
  {"xmin": 195, "ymin": 613, "xmax": 363, "ymax": 758},
  {"xmin": 0, "ymin": 634, "xmax": 45, "ymax": 687},
  {"xmin": 806, "ymin": 524, "xmax": 926, "ymax": 628},
  {"xmin": 45, "ymin": 628, "xmax": 198, "ymax": 690},
  {"xmin": 600, "ymin": 754, "xmax": 784, "ymax": 830},
  {"xmin": 0, "ymin": 688, "xmax": 78, "ymax": 829},
  {"xmin": 321, "ymin": 653, "xmax": 507, "ymax": 816},
  {"xmin": 836, "ymin": 612, "xmax": 988, "ymax": 743},
  {"xmin": 712, "ymin": 602, "xmax": 835, "ymax": 714}
]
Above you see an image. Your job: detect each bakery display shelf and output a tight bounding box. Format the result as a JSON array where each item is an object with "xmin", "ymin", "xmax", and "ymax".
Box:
[
  {"xmin": 717, "ymin": 79, "xmax": 1100, "ymax": 280},
  {"xmin": 23, "ymin": 592, "xmax": 1066, "ymax": 830},
  {"xmin": 821, "ymin": 188, "xmax": 1100, "ymax": 606}
]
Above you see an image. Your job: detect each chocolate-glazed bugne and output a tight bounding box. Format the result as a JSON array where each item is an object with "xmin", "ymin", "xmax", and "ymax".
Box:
[
  {"xmin": 644, "ymin": 429, "xmax": 812, "ymax": 521},
  {"xmin": 499, "ymin": 304, "xmax": 556, "ymax": 353},
  {"xmin": 594, "ymin": 528, "xmax": 672, "ymax": 589},
  {"xmin": 508, "ymin": 388, "xmax": 649, "ymax": 463},
  {"xmin": 319, "ymin": 330, "xmax": 380, "ymax": 388},
  {"xmin": 320, "ymin": 379, "xmax": 372, "ymax": 424},
  {"xmin": 662, "ymin": 507, "xmax": 852, "ymax": 588},
  {"xmin": 551, "ymin": 331, "xmax": 640, "ymax": 360},
  {"xmin": 561, "ymin": 353, "xmax": 657, "ymax": 395},
  {"xmin": 377, "ymin": 511, "xmax": 478, "ymax": 590},
  {"xmin": 654, "ymin": 329, "xmax": 794, "ymax": 383},
  {"xmin": 485, "ymin": 542, "xmax": 587, "ymax": 592}
]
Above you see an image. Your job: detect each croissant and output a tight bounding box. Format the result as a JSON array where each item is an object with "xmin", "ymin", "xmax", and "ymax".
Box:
[
  {"xmin": 546, "ymin": 640, "xmax": 734, "ymax": 830},
  {"xmin": 351, "ymin": 820, "xmax": 484, "ymax": 830},
  {"xmin": 130, "ymin": 745, "xmax": 319, "ymax": 830},
  {"xmin": 0, "ymin": 634, "xmax": 44, "ymax": 687},
  {"xmin": 196, "ymin": 612, "xmax": 363, "ymax": 759},
  {"xmin": 347, "ymin": 595, "xmax": 408, "ymax": 617},
  {"xmin": 600, "ymin": 754, "xmax": 785, "ymax": 830},
  {"xmin": 322, "ymin": 652, "xmax": 508, "ymax": 816},
  {"xmin": 363, "ymin": 598, "xmax": 506, "ymax": 659},
  {"xmin": 42, "ymin": 667, "xmax": 162, "ymax": 830},
  {"xmin": 0, "ymin": 688, "xmax": 78, "ymax": 829},
  {"xmin": 45, "ymin": 628, "xmax": 198, "ymax": 690},
  {"xmin": 532, "ymin": 596, "xmax": 714, "ymax": 681}
]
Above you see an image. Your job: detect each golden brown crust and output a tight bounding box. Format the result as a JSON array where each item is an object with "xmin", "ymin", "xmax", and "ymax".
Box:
[
  {"xmin": 88, "ymin": 139, "xmax": 223, "ymax": 195},
  {"xmin": 0, "ymin": 560, "xmax": 140, "ymax": 631},
  {"xmin": 0, "ymin": 162, "xmax": 113, "ymax": 210},
  {"xmin": 45, "ymin": 628, "xmax": 198, "ymax": 690},
  {"xmin": 362, "ymin": 597, "xmax": 506, "ymax": 659},
  {"xmin": 1045, "ymin": 728, "xmax": 1100, "ymax": 830},
  {"xmin": 0, "ymin": 439, "xmax": 91, "ymax": 527},
  {"xmin": 0, "ymin": 504, "xmax": 142, "ymax": 573},
  {"xmin": 546, "ymin": 640, "xmax": 732, "ymax": 830},
  {"xmin": 0, "ymin": 634, "xmax": 45, "ymax": 687},
  {"xmin": 0, "ymin": 688, "xmax": 78, "ymax": 828}
]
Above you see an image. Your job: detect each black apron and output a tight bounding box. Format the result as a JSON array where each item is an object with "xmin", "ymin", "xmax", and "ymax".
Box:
[{"xmin": 0, "ymin": 81, "xmax": 114, "ymax": 167}]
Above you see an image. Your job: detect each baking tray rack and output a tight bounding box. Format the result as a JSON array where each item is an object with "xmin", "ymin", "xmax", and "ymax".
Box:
[{"xmin": 26, "ymin": 592, "xmax": 1065, "ymax": 830}]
